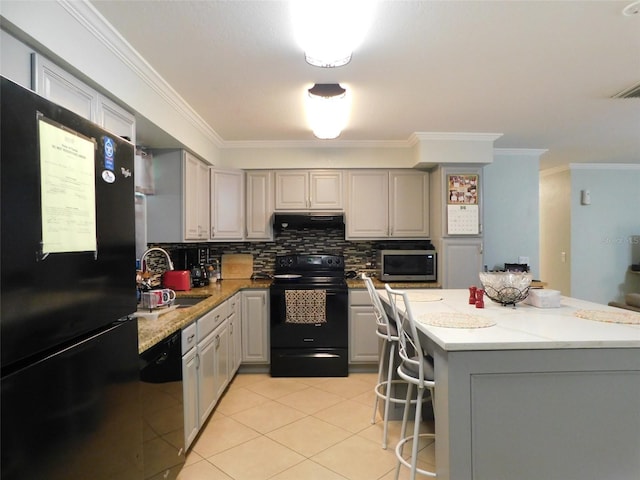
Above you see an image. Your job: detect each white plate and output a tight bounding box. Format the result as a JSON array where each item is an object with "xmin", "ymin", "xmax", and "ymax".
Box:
[{"xmin": 274, "ymin": 274, "xmax": 302, "ymax": 279}]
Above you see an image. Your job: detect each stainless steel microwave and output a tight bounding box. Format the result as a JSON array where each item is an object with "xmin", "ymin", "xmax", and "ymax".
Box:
[{"xmin": 377, "ymin": 250, "xmax": 437, "ymax": 282}]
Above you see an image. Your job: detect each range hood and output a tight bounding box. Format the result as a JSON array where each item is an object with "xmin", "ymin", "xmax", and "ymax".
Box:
[{"xmin": 273, "ymin": 212, "xmax": 344, "ymax": 230}]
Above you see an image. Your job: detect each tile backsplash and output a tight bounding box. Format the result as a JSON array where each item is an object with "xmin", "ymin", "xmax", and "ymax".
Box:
[{"xmin": 146, "ymin": 227, "xmax": 433, "ymax": 276}]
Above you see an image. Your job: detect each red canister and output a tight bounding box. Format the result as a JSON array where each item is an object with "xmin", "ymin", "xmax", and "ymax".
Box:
[{"xmin": 162, "ymin": 270, "xmax": 192, "ymax": 291}]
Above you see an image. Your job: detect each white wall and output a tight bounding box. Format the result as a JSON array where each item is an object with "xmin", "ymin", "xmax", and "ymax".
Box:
[
  {"xmin": 570, "ymin": 165, "xmax": 640, "ymax": 303},
  {"xmin": 220, "ymin": 145, "xmax": 415, "ymax": 169},
  {"xmin": 483, "ymin": 150, "xmax": 542, "ymax": 277}
]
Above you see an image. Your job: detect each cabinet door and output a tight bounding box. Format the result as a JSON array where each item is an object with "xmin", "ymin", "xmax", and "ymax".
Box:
[
  {"xmin": 197, "ymin": 331, "xmax": 217, "ymax": 426},
  {"xmin": 211, "ymin": 169, "xmax": 244, "ymax": 240},
  {"xmin": 349, "ymin": 305, "xmax": 380, "ymax": 363},
  {"xmin": 275, "ymin": 171, "xmax": 309, "ymax": 210},
  {"xmin": 389, "ymin": 171, "xmax": 429, "ymax": 238},
  {"xmin": 228, "ymin": 295, "xmax": 243, "ymax": 376},
  {"xmin": 346, "ymin": 171, "xmax": 389, "ymax": 239},
  {"xmin": 31, "ymin": 53, "xmax": 97, "ymax": 121},
  {"xmin": 241, "ymin": 290, "xmax": 269, "ymax": 363},
  {"xmin": 96, "ymin": 94, "xmax": 136, "ymax": 145},
  {"xmin": 182, "ymin": 348, "xmax": 199, "ymax": 449},
  {"xmin": 184, "ymin": 153, "xmax": 209, "ymax": 240},
  {"xmin": 441, "ymin": 238, "xmax": 484, "ymax": 289},
  {"xmin": 310, "ymin": 171, "xmax": 343, "ymax": 210},
  {"xmin": 213, "ymin": 321, "xmax": 229, "ymax": 402},
  {"xmin": 246, "ymin": 171, "xmax": 274, "ymax": 240}
]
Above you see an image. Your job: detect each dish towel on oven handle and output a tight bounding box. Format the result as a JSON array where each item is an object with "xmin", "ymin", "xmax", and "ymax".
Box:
[{"xmin": 285, "ymin": 289, "xmax": 327, "ymax": 324}]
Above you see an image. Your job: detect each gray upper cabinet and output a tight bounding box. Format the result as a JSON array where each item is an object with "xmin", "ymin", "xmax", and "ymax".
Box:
[
  {"xmin": 246, "ymin": 170, "xmax": 274, "ymax": 241},
  {"xmin": 96, "ymin": 94, "xmax": 136, "ymax": 145},
  {"xmin": 147, "ymin": 149, "xmax": 210, "ymax": 243},
  {"xmin": 346, "ymin": 170, "xmax": 429, "ymax": 240},
  {"xmin": 210, "ymin": 168, "xmax": 244, "ymax": 241},
  {"xmin": 31, "ymin": 53, "xmax": 135, "ymax": 144},
  {"xmin": 275, "ymin": 170, "xmax": 343, "ymax": 210},
  {"xmin": 31, "ymin": 53, "xmax": 98, "ymax": 121}
]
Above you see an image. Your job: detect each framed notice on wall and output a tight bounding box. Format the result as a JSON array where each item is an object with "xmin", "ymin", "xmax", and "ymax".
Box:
[{"xmin": 447, "ymin": 174, "xmax": 479, "ymax": 235}]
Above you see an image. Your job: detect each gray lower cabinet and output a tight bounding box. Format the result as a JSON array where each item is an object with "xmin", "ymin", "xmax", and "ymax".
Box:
[
  {"xmin": 241, "ymin": 290, "xmax": 269, "ymax": 364},
  {"xmin": 212, "ymin": 320, "xmax": 229, "ymax": 402},
  {"xmin": 228, "ymin": 293, "xmax": 242, "ymax": 375},
  {"xmin": 181, "ymin": 323, "xmax": 198, "ymax": 450},
  {"xmin": 181, "ymin": 300, "xmax": 230, "ymax": 449},
  {"xmin": 349, "ymin": 289, "xmax": 379, "ymax": 363}
]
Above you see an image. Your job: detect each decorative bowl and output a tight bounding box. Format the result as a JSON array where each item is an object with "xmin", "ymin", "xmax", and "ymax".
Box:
[{"xmin": 479, "ymin": 271, "xmax": 532, "ymax": 307}]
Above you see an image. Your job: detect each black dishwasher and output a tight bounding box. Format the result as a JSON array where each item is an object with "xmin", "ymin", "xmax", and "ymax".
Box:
[{"xmin": 139, "ymin": 332, "xmax": 185, "ymax": 480}]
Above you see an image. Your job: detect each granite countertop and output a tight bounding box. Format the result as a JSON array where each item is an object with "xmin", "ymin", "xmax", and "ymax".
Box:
[
  {"xmin": 136, "ymin": 279, "xmax": 270, "ymax": 353},
  {"xmin": 137, "ymin": 277, "xmax": 441, "ymax": 353}
]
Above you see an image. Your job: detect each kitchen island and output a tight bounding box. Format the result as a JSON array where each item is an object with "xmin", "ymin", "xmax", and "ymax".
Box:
[{"xmin": 380, "ymin": 289, "xmax": 640, "ymax": 480}]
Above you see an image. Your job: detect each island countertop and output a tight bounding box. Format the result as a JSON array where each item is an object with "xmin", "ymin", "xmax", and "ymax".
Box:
[{"xmin": 381, "ymin": 288, "xmax": 640, "ymax": 351}]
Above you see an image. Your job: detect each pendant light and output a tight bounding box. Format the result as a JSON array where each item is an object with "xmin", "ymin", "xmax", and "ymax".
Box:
[{"xmin": 306, "ymin": 83, "xmax": 350, "ymax": 139}]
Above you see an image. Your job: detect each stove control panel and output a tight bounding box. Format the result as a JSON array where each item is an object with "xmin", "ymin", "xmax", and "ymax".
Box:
[{"xmin": 275, "ymin": 254, "xmax": 344, "ymax": 272}]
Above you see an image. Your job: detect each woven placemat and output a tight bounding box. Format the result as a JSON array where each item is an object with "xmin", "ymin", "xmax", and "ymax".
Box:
[
  {"xmin": 574, "ymin": 309, "xmax": 640, "ymax": 325},
  {"xmin": 408, "ymin": 292, "xmax": 443, "ymax": 302},
  {"xmin": 418, "ymin": 312, "xmax": 496, "ymax": 328}
]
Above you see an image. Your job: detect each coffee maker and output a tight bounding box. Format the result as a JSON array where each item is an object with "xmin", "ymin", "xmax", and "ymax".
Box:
[{"xmin": 172, "ymin": 247, "xmax": 209, "ymax": 287}]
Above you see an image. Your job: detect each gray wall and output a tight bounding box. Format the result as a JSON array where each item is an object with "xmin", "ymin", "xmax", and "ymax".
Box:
[
  {"xmin": 570, "ymin": 165, "xmax": 640, "ymax": 303},
  {"xmin": 483, "ymin": 151, "xmax": 541, "ymax": 277}
]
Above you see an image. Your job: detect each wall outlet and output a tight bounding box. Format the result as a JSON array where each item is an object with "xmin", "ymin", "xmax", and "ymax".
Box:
[{"xmin": 518, "ymin": 256, "xmax": 530, "ymax": 265}]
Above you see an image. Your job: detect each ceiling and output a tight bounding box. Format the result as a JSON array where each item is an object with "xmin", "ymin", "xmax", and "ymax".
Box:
[{"xmin": 89, "ymin": 0, "xmax": 640, "ymax": 170}]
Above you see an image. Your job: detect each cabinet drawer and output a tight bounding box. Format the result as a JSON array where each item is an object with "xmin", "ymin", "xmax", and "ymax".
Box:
[
  {"xmin": 350, "ymin": 289, "xmax": 373, "ymax": 306},
  {"xmin": 198, "ymin": 302, "xmax": 229, "ymax": 340},
  {"xmin": 182, "ymin": 322, "xmax": 197, "ymax": 355}
]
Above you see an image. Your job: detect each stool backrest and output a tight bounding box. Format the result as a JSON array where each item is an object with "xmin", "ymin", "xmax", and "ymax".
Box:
[
  {"xmin": 362, "ymin": 274, "xmax": 397, "ymax": 341},
  {"xmin": 385, "ymin": 284, "xmax": 431, "ymax": 387}
]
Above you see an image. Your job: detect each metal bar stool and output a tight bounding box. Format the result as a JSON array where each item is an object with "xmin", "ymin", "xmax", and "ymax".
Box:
[
  {"xmin": 363, "ymin": 274, "xmax": 416, "ymax": 450},
  {"xmin": 385, "ymin": 284, "xmax": 436, "ymax": 479}
]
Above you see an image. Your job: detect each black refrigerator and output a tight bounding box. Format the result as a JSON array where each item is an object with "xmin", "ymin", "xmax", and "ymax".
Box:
[{"xmin": 1, "ymin": 77, "xmax": 143, "ymax": 480}]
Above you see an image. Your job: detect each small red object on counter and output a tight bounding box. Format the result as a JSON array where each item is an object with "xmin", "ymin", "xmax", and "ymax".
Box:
[
  {"xmin": 475, "ymin": 289, "xmax": 485, "ymax": 308},
  {"xmin": 469, "ymin": 286, "xmax": 478, "ymax": 305}
]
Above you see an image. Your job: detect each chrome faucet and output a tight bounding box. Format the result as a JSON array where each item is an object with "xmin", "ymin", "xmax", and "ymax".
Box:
[{"xmin": 141, "ymin": 247, "xmax": 175, "ymax": 272}]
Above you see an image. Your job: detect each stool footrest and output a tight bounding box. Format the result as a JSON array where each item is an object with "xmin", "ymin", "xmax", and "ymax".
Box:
[
  {"xmin": 374, "ymin": 380, "xmax": 423, "ymax": 405},
  {"xmin": 395, "ymin": 433, "xmax": 437, "ymax": 478}
]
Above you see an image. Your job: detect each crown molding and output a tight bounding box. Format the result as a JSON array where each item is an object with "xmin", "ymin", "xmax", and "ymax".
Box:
[
  {"xmin": 409, "ymin": 132, "xmax": 503, "ymax": 143},
  {"xmin": 221, "ymin": 139, "xmax": 411, "ymax": 149},
  {"xmin": 569, "ymin": 162, "xmax": 640, "ymax": 170},
  {"xmin": 494, "ymin": 148, "xmax": 548, "ymax": 157},
  {"xmin": 64, "ymin": 0, "xmax": 223, "ymax": 147}
]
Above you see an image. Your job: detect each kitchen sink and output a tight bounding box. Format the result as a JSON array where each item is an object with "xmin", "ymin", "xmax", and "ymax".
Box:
[{"xmin": 174, "ymin": 296, "xmax": 211, "ymax": 308}]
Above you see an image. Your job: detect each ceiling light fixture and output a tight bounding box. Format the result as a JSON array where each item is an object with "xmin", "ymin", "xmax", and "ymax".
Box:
[
  {"xmin": 290, "ymin": 0, "xmax": 376, "ymax": 67},
  {"xmin": 306, "ymin": 83, "xmax": 350, "ymax": 139}
]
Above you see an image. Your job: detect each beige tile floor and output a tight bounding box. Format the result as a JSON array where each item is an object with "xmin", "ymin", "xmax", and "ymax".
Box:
[{"xmin": 177, "ymin": 372, "xmax": 435, "ymax": 480}]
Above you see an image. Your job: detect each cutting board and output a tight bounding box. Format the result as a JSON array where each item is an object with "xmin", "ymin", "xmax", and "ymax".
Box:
[{"xmin": 221, "ymin": 254, "xmax": 254, "ymax": 279}]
